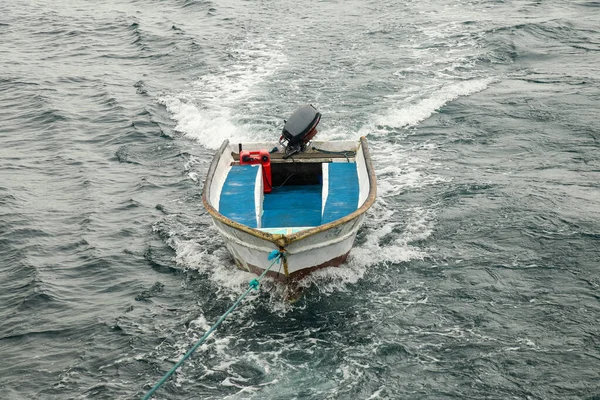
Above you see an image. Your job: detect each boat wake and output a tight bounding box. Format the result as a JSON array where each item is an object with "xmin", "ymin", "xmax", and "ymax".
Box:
[
  {"xmin": 153, "ymin": 19, "xmax": 493, "ymax": 306},
  {"xmin": 370, "ymin": 77, "xmax": 496, "ymax": 131},
  {"xmin": 158, "ymin": 37, "xmax": 287, "ymax": 150}
]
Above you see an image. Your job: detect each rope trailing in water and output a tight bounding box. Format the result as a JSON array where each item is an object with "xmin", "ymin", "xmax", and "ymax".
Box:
[{"xmin": 141, "ymin": 250, "xmax": 284, "ymax": 400}]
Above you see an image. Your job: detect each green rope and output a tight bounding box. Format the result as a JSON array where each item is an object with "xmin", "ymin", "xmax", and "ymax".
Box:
[{"xmin": 142, "ymin": 250, "xmax": 283, "ymax": 400}]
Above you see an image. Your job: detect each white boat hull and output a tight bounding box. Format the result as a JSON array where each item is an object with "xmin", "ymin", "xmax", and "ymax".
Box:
[{"xmin": 210, "ymin": 213, "xmax": 365, "ymax": 281}]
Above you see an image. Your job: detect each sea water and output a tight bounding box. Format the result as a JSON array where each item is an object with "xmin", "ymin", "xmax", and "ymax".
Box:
[{"xmin": 1, "ymin": 0, "xmax": 599, "ymax": 398}]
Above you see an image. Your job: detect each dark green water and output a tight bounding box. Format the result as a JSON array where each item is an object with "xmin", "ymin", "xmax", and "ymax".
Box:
[{"xmin": 1, "ymin": 0, "xmax": 599, "ymax": 398}]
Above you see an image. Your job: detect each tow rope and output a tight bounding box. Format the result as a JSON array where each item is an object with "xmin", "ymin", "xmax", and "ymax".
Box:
[{"xmin": 142, "ymin": 250, "xmax": 284, "ymax": 400}]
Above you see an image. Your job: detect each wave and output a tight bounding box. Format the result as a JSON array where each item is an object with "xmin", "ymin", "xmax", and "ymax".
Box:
[{"xmin": 372, "ymin": 78, "xmax": 495, "ymax": 130}]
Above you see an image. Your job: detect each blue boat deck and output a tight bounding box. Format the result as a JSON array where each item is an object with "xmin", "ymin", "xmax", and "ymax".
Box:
[
  {"xmin": 218, "ymin": 164, "xmax": 260, "ymax": 228},
  {"xmin": 322, "ymin": 163, "xmax": 359, "ymax": 224},
  {"xmin": 219, "ymin": 163, "xmax": 359, "ymax": 229},
  {"xmin": 262, "ymin": 185, "xmax": 322, "ymax": 228}
]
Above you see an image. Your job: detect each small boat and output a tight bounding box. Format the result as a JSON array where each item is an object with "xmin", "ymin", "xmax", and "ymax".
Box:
[{"xmin": 202, "ymin": 105, "xmax": 376, "ymax": 292}]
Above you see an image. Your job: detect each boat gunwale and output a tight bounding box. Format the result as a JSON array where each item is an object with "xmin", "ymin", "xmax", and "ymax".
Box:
[{"xmin": 201, "ymin": 137, "xmax": 377, "ymax": 248}]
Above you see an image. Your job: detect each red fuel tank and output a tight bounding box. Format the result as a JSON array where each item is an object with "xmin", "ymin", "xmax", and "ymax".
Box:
[{"xmin": 239, "ymin": 149, "xmax": 272, "ymax": 193}]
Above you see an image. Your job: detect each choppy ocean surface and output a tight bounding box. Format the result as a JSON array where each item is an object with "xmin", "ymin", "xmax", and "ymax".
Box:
[{"xmin": 1, "ymin": 0, "xmax": 599, "ymax": 398}]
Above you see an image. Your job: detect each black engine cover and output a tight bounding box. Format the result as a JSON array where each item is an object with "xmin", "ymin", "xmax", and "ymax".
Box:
[{"xmin": 281, "ymin": 104, "xmax": 321, "ymax": 146}]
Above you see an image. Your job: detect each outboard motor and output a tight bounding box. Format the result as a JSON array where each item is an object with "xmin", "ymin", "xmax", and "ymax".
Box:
[{"xmin": 280, "ymin": 104, "xmax": 321, "ymax": 158}]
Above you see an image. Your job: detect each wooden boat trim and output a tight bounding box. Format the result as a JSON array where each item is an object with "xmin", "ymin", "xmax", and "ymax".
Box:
[
  {"xmin": 202, "ymin": 137, "xmax": 377, "ymax": 249},
  {"xmin": 232, "ymin": 150, "xmax": 356, "ymax": 163}
]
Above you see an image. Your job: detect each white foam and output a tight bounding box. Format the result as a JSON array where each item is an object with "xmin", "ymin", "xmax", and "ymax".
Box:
[
  {"xmin": 158, "ymin": 39, "xmax": 287, "ymax": 149},
  {"xmin": 373, "ymin": 78, "xmax": 495, "ymax": 129},
  {"xmin": 173, "ymin": 237, "xmax": 257, "ymax": 295},
  {"xmin": 169, "ymin": 230, "xmax": 295, "ymax": 313},
  {"xmin": 159, "ymin": 96, "xmax": 245, "ymax": 150},
  {"xmin": 351, "ymin": 205, "xmax": 432, "ymax": 266},
  {"xmin": 295, "ymin": 202, "xmax": 436, "ymax": 295},
  {"xmin": 367, "ymin": 387, "xmax": 387, "ymax": 399},
  {"xmin": 313, "ymin": 124, "xmax": 354, "ymax": 142}
]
